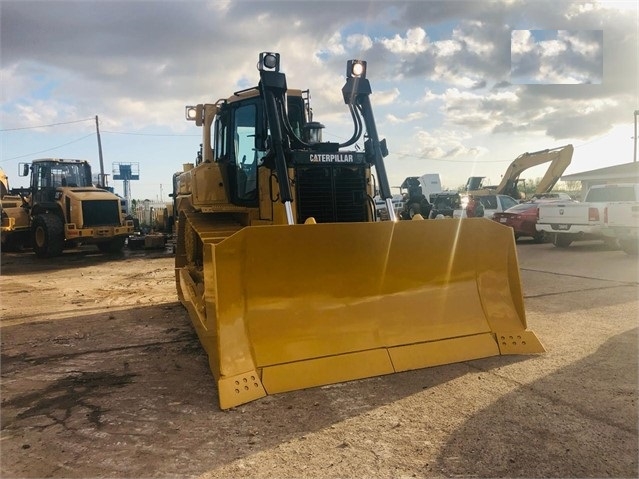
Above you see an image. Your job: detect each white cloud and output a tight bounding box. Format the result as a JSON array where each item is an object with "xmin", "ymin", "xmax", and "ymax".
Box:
[
  {"xmin": 346, "ymin": 34, "xmax": 373, "ymax": 52},
  {"xmin": 452, "ymin": 21, "xmax": 494, "ymax": 55},
  {"xmin": 319, "ymin": 32, "xmax": 346, "ymax": 56},
  {"xmin": 511, "ymin": 30, "xmax": 603, "ymax": 84},
  {"xmin": 420, "ymin": 89, "xmax": 442, "ymax": 103},
  {"xmin": 380, "ymin": 27, "xmax": 430, "ymax": 54},
  {"xmin": 434, "ymin": 40, "xmax": 462, "ymax": 57},
  {"xmin": 386, "ymin": 112, "xmax": 426, "ymax": 124},
  {"xmin": 413, "ymin": 128, "xmax": 488, "ymax": 160},
  {"xmin": 372, "ymin": 88, "xmax": 401, "ymax": 106},
  {"xmin": 511, "ymin": 30, "xmax": 534, "ymax": 55},
  {"xmin": 537, "ymin": 39, "xmax": 568, "ymax": 57}
]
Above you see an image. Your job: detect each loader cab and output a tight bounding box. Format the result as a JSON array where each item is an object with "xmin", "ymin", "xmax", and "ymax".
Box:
[{"xmin": 27, "ymin": 160, "xmax": 92, "ymax": 205}]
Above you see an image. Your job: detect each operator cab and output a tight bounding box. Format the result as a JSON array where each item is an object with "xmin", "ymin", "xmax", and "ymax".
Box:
[
  {"xmin": 198, "ymin": 92, "xmax": 307, "ymax": 207},
  {"xmin": 20, "ymin": 159, "xmax": 92, "ymax": 204}
]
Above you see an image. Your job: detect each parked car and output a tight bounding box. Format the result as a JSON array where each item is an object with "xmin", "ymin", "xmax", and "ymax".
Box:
[
  {"xmin": 530, "ymin": 192, "xmax": 573, "ymax": 201},
  {"xmin": 493, "ymin": 199, "xmax": 571, "ymax": 242},
  {"xmin": 454, "ymin": 194, "xmax": 519, "ymax": 219}
]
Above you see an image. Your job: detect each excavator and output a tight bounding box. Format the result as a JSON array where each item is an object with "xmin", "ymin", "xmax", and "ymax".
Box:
[
  {"xmin": 466, "ymin": 144, "xmax": 574, "ymax": 199},
  {"xmin": 174, "ymin": 52, "xmax": 544, "ymax": 410}
]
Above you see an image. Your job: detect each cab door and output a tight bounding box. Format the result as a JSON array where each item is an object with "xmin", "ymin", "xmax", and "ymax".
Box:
[{"xmin": 228, "ymin": 100, "xmax": 264, "ymax": 206}]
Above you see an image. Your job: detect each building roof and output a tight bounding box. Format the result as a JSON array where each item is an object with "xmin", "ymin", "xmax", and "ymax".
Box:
[{"xmin": 561, "ymin": 161, "xmax": 639, "ymax": 182}]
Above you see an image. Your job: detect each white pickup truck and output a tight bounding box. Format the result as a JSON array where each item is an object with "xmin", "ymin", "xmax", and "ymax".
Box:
[
  {"xmin": 605, "ymin": 201, "xmax": 639, "ymax": 254},
  {"xmin": 536, "ymin": 183, "xmax": 639, "ymax": 248}
]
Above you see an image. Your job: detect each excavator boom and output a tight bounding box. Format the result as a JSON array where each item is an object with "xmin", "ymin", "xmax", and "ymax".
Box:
[{"xmin": 468, "ymin": 144, "xmax": 574, "ymax": 198}]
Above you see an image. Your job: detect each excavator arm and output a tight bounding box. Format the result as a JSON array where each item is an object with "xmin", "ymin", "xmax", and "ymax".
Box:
[
  {"xmin": 532, "ymin": 144, "xmax": 574, "ymax": 195},
  {"xmin": 495, "ymin": 144, "xmax": 574, "ymax": 198}
]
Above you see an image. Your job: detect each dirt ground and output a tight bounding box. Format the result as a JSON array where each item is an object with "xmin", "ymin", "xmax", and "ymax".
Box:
[{"xmin": 1, "ymin": 241, "xmax": 637, "ymax": 478}]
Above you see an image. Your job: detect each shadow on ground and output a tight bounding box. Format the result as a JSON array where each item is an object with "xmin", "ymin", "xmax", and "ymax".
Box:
[{"xmin": 434, "ymin": 328, "xmax": 638, "ymax": 478}]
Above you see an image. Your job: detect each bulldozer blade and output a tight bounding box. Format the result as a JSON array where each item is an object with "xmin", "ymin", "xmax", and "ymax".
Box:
[{"xmin": 176, "ymin": 217, "xmax": 544, "ymax": 409}]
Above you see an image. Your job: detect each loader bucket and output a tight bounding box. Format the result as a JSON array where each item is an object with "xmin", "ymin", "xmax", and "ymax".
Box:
[{"xmin": 176, "ymin": 217, "xmax": 544, "ymax": 409}]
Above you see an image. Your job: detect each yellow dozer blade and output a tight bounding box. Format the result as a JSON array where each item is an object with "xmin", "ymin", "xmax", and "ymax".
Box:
[{"xmin": 176, "ymin": 215, "xmax": 544, "ymax": 409}]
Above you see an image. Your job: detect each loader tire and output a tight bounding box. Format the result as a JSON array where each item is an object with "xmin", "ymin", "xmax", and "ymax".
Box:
[
  {"xmin": 552, "ymin": 233, "xmax": 572, "ymax": 248},
  {"xmin": 32, "ymin": 213, "xmax": 64, "ymax": 258}
]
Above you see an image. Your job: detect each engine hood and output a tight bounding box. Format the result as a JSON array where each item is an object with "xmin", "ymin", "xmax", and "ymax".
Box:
[{"xmin": 60, "ymin": 187, "xmax": 121, "ymax": 202}]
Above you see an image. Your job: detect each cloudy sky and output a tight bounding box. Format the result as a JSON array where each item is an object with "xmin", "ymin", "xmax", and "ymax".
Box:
[{"xmin": 1, "ymin": 0, "xmax": 637, "ymax": 201}]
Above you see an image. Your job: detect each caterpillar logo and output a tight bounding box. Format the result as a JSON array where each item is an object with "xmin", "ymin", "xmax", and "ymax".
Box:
[{"xmin": 309, "ymin": 153, "xmax": 355, "ymax": 163}]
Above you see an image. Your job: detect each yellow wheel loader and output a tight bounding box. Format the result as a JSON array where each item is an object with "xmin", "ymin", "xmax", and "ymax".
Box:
[
  {"xmin": 1, "ymin": 168, "xmax": 31, "ymax": 251},
  {"xmin": 175, "ymin": 52, "xmax": 544, "ymax": 410},
  {"xmin": 15, "ymin": 159, "xmax": 134, "ymax": 257}
]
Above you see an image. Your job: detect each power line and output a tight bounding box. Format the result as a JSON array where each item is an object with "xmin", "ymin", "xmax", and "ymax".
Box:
[
  {"xmin": 101, "ymin": 130, "xmax": 199, "ymax": 137},
  {"xmin": 0, "ymin": 117, "xmax": 94, "ymax": 132},
  {"xmin": 0, "ymin": 133, "xmax": 95, "ymax": 162}
]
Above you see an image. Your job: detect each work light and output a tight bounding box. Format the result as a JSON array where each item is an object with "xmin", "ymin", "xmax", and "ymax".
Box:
[
  {"xmin": 258, "ymin": 52, "xmax": 280, "ymax": 72},
  {"xmin": 347, "ymin": 60, "xmax": 367, "ymax": 79}
]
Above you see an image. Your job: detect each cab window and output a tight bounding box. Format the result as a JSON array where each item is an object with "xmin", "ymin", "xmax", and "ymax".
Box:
[
  {"xmin": 233, "ymin": 102, "xmax": 262, "ymax": 203},
  {"xmin": 214, "ymin": 114, "xmax": 227, "ymax": 162}
]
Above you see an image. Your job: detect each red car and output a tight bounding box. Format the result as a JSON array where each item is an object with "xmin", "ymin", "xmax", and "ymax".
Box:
[{"xmin": 493, "ymin": 202, "xmax": 547, "ymax": 243}]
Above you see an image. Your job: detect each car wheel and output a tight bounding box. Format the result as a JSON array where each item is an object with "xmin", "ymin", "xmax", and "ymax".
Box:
[
  {"xmin": 619, "ymin": 239, "xmax": 638, "ymax": 255},
  {"xmin": 603, "ymin": 237, "xmax": 620, "ymax": 250},
  {"xmin": 552, "ymin": 233, "xmax": 573, "ymax": 248},
  {"xmin": 533, "ymin": 231, "xmax": 546, "ymax": 244}
]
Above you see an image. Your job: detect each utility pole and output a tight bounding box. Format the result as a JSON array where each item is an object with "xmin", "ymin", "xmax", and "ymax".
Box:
[
  {"xmin": 634, "ymin": 110, "xmax": 638, "ymax": 163},
  {"xmin": 95, "ymin": 115, "xmax": 106, "ymax": 186}
]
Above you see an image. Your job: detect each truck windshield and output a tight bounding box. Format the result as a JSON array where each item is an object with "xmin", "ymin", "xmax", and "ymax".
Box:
[{"xmin": 586, "ymin": 186, "xmax": 636, "ymax": 202}]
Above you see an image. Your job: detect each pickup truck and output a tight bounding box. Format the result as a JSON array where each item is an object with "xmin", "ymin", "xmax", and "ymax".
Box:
[
  {"xmin": 605, "ymin": 201, "xmax": 639, "ymax": 255},
  {"xmin": 536, "ymin": 183, "xmax": 639, "ymax": 248}
]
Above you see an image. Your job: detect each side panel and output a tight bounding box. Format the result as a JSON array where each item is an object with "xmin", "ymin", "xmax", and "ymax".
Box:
[{"xmin": 191, "ymin": 162, "xmax": 230, "ymax": 207}]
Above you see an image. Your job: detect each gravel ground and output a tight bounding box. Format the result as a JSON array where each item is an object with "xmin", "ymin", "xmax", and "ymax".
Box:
[{"xmin": 1, "ymin": 240, "xmax": 637, "ymax": 478}]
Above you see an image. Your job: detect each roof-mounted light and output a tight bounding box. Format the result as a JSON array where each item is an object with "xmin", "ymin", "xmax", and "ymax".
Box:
[
  {"xmin": 185, "ymin": 105, "xmax": 205, "ymax": 126},
  {"xmin": 347, "ymin": 59, "xmax": 367, "ymax": 79},
  {"xmin": 185, "ymin": 106, "xmax": 198, "ymax": 121},
  {"xmin": 258, "ymin": 52, "xmax": 280, "ymax": 72}
]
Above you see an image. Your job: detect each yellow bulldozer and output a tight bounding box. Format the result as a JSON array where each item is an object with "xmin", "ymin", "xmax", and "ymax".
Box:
[{"xmin": 174, "ymin": 52, "xmax": 544, "ymax": 410}]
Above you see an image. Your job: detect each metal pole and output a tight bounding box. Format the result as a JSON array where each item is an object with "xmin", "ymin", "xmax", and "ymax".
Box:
[
  {"xmin": 95, "ymin": 115, "xmax": 106, "ymax": 186},
  {"xmin": 634, "ymin": 110, "xmax": 638, "ymax": 163}
]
